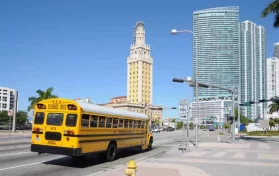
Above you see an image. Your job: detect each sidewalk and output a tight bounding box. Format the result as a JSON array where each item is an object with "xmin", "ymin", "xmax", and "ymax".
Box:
[
  {"xmin": 99, "ymin": 162, "xmax": 209, "ymax": 176},
  {"xmin": 96, "ymin": 143, "xmax": 209, "ymax": 176}
]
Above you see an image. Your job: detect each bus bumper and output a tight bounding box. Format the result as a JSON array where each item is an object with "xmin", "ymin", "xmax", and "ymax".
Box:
[{"xmin": 31, "ymin": 144, "xmax": 82, "ymax": 156}]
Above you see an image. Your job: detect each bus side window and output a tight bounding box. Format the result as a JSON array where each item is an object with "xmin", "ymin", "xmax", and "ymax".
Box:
[
  {"xmin": 137, "ymin": 121, "xmax": 141, "ymax": 128},
  {"xmin": 124, "ymin": 119, "xmax": 129, "ymax": 128},
  {"xmin": 106, "ymin": 117, "xmax": 112, "ymax": 128},
  {"xmin": 90, "ymin": 115, "xmax": 98, "ymax": 128},
  {"xmin": 141, "ymin": 121, "xmax": 145, "ymax": 128},
  {"xmin": 99, "ymin": 116, "xmax": 106, "ymax": 128},
  {"xmin": 81, "ymin": 114, "xmax": 90, "ymax": 128},
  {"xmin": 129, "ymin": 120, "xmax": 134, "ymax": 128},
  {"xmin": 66, "ymin": 114, "xmax": 77, "ymax": 127},
  {"xmin": 34, "ymin": 112, "xmax": 45, "ymax": 124},
  {"xmin": 113, "ymin": 118, "xmax": 118, "ymax": 128},
  {"xmin": 133, "ymin": 121, "xmax": 137, "ymax": 128},
  {"xmin": 119, "ymin": 119, "xmax": 124, "ymax": 128}
]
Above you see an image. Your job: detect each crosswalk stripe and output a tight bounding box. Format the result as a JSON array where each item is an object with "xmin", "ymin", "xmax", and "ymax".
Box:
[
  {"xmin": 185, "ymin": 151, "xmax": 208, "ymax": 157},
  {"xmin": 211, "ymin": 151, "xmax": 227, "ymax": 157},
  {"xmin": 233, "ymin": 152, "xmax": 246, "ymax": 159},
  {"xmin": 258, "ymin": 143, "xmax": 270, "ymax": 150}
]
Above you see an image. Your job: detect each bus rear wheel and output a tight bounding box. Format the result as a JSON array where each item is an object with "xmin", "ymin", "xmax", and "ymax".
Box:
[{"xmin": 106, "ymin": 143, "xmax": 117, "ymax": 161}]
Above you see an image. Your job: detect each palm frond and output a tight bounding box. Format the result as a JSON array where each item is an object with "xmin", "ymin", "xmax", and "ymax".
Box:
[
  {"xmin": 261, "ymin": 0, "xmax": 279, "ymax": 17},
  {"xmin": 36, "ymin": 90, "xmax": 45, "ymax": 98},
  {"xmin": 274, "ymin": 13, "xmax": 279, "ymax": 28},
  {"xmin": 28, "ymin": 96, "xmax": 37, "ymax": 102}
]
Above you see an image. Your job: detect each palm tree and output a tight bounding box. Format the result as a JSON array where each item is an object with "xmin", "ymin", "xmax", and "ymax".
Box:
[
  {"xmin": 27, "ymin": 87, "xmax": 58, "ymax": 111},
  {"xmin": 268, "ymin": 97, "xmax": 279, "ymax": 114},
  {"xmin": 261, "ymin": 0, "xmax": 279, "ymax": 28}
]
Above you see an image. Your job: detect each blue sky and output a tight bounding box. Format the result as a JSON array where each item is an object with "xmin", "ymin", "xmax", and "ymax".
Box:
[{"xmin": 0, "ymin": 0, "xmax": 277, "ymax": 118}]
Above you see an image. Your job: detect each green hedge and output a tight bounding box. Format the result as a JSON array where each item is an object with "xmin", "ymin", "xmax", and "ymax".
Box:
[{"xmin": 247, "ymin": 131, "xmax": 279, "ymax": 136}]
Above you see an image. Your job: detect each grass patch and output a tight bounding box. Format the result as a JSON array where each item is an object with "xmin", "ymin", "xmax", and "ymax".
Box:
[
  {"xmin": 247, "ymin": 131, "xmax": 279, "ymax": 136},
  {"xmin": 218, "ymin": 132, "xmax": 225, "ymax": 135}
]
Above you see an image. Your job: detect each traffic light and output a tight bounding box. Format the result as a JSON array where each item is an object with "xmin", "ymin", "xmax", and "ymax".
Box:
[{"xmin": 227, "ymin": 116, "xmax": 234, "ymax": 124}]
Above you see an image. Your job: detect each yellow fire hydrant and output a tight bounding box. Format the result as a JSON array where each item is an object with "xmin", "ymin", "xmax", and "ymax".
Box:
[{"xmin": 124, "ymin": 160, "xmax": 137, "ymax": 176}]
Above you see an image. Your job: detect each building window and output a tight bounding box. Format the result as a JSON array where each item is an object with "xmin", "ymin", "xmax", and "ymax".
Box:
[
  {"xmin": 3, "ymin": 97, "xmax": 7, "ymax": 102},
  {"xmin": 2, "ymin": 103, "xmax": 7, "ymax": 109}
]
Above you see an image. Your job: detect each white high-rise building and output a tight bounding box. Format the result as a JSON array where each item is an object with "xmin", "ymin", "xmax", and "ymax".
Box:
[
  {"xmin": 274, "ymin": 43, "xmax": 279, "ymax": 58},
  {"xmin": 0, "ymin": 87, "xmax": 18, "ymax": 111},
  {"xmin": 240, "ymin": 20, "xmax": 267, "ymax": 120},
  {"xmin": 266, "ymin": 57, "xmax": 279, "ymax": 118}
]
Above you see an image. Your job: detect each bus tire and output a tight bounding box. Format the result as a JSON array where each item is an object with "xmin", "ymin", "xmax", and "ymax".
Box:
[
  {"xmin": 147, "ymin": 137, "xmax": 153, "ymax": 151},
  {"xmin": 106, "ymin": 143, "xmax": 117, "ymax": 162}
]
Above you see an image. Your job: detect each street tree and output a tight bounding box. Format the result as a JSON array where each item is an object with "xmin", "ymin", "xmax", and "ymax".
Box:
[
  {"xmin": 0, "ymin": 111, "xmax": 9, "ymax": 125},
  {"xmin": 176, "ymin": 122, "xmax": 183, "ymax": 129},
  {"xmin": 27, "ymin": 87, "xmax": 58, "ymax": 111},
  {"xmin": 268, "ymin": 97, "xmax": 279, "ymax": 114},
  {"xmin": 16, "ymin": 111, "xmax": 28, "ymax": 128},
  {"xmin": 269, "ymin": 118, "xmax": 276, "ymax": 128},
  {"xmin": 261, "ymin": 0, "xmax": 279, "ymax": 28},
  {"xmin": 189, "ymin": 122, "xmax": 194, "ymax": 129},
  {"xmin": 234, "ymin": 108, "xmax": 253, "ymax": 125}
]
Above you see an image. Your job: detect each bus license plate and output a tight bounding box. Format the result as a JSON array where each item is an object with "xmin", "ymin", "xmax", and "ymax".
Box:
[{"xmin": 48, "ymin": 141, "xmax": 56, "ymax": 145}]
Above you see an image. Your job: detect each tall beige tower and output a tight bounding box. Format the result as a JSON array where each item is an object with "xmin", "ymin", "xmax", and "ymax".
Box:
[{"xmin": 127, "ymin": 21, "xmax": 153, "ymax": 104}]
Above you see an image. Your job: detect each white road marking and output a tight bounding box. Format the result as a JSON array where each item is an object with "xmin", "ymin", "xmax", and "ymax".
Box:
[
  {"xmin": 239, "ymin": 139, "xmax": 244, "ymax": 143},
  {"xmin": 211, "ymin": 151, "xmax": 227, "ymax": 158},
  {"xmin": 184, "ymin": 151, "xmax": 208, "ymax": 157},
  {"xmin": 0, "ymin": 161, "xmax": 45, "ymax": 171},
  {"xmin": 233, "ymin": 152, "xmax": 246, "ymax": 159},
  {"xmin": 0, "ymin": 152, "xmax": 32, "ymax": 157},
  {"xmin": 0, "ymin": 145, "xmax": 29, "ymax": 151}
]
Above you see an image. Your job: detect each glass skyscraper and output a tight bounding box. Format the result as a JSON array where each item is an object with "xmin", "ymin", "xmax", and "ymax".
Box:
[{"xmin": 193, "ymin": 7, "xmax": 240, "ymax": 99}]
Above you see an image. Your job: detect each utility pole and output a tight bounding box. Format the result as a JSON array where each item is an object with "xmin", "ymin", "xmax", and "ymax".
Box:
[
  {"xmin": 12, "ymin": 91, "xmax": 18, "ymax": 132},
  {"xmin": 238, "ymin": 85, "xmax": 241, "ymax": 131},
  {"xmin": 232, "ymin": 91, "xmax": 235, "ymax": 143}
]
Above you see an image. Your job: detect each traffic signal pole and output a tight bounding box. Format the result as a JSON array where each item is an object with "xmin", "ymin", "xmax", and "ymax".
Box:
[{"xmin": 232, "ymin": 91, "xmax": 235, "ymax": 143}]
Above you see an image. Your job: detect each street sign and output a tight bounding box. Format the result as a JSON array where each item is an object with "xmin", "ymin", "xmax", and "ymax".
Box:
[
  {"xmin": 8, "ymin": 110, "xmax": 13, "ymax": 116},
  {"xmin": 179, "ymin": 99, "xmax": 189, "ymax": 120},
  {"xmin": 179, "ymin": 104, "xmax": 189, "ymax": 114}
]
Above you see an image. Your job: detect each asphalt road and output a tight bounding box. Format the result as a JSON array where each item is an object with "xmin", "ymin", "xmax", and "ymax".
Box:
[
  {"xmin": 0, "ymin": 129, "xmax": 235, "ymax": 176},
  {"xmin": 0, "ymin": 130, "xmax": 180, "ymax": 176}
]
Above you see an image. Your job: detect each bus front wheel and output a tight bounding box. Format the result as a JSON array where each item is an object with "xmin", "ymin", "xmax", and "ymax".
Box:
[{"xmin": 106, "ymin": 143, "xmax": 117, "ymax": 161}]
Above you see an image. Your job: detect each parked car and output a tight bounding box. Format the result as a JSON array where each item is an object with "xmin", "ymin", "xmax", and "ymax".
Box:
[
  {"xmin": 152, "ymin": 128, "xmax": 160, "ymax": 133},
  {"xmin": 208, "ymin": 126, "xmax": 215, "ymax": 131},
  {"xmin": 166, "ymin": 127, "xmax": 175, "ymax": 131}
]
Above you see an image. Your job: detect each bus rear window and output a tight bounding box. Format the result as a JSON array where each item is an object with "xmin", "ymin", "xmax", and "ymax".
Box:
[
  {"xmin": 47, "ymin": 113, "xmax": 64, "ymax": 126},
  {"xmin": 66, "ymin": 114, "xmax": 77, "ymax": 127},
  {"xmin": 34, "ymin": 112, "xmax": 45, "ymax": 124}
]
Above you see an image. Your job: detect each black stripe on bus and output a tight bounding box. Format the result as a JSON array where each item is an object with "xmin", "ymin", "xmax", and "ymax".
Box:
[
  {"xmin": 64, "ymin": 132, "xmax": 145, "ymax": 137},
  {"xmin": 79, "ymin": 136, "xmax": 144, "ymax": 143},
  {"xmin": 32, "ymin": 132, "xmax": 43, "ymax": 134}
]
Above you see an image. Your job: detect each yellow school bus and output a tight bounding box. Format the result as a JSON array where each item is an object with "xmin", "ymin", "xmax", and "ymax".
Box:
[{"xmin": 31, "ymin": 98, "xmax": 153, "ymax": 161}]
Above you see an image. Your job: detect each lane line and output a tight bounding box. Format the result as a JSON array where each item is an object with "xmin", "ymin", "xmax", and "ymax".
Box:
[
  {"xmin": 0, "ymin": 152, "xmax": 32, "ymax": 157},
  {"xmin": 233, "ymin": 152, "xmax": 246, "ymax": 159},
  {"xmin": 0, "ymin": 145, "xmax": 29, "ymax": 150},
  {"xmin": 0, "ymin": 161, "xmax": 45, "ymax": 171},
  {"xmin": 211, "ymin": 151, "xmax": 227, "ymax": 158}
]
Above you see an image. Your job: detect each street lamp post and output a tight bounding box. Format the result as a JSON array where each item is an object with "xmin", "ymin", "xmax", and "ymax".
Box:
[{"xmin": 171, "ymin": 29, "xmax": 199, "ymax": 147}]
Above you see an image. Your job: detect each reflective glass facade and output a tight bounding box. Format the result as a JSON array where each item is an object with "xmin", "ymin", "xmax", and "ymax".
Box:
[{"xmin": 193, "ymin": 7, "xmax": 240, "ymax": 99}]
